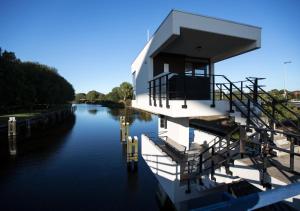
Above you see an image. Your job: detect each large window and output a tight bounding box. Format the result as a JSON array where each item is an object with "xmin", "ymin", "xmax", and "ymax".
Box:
[
  {"xmin": 194, "ymin": 63, "xmax": 208, "ymax": 76},
  {"xmin": 185, "ymin": 61, "xmax": 208, "ymax": 76}
]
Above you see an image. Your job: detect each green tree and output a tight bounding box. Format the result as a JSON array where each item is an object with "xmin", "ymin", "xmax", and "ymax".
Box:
[
  {"xmin": 86, "ymin": 90, "xmax": 101, "ymax": 102},
  {"xmin": 0, "ymin": 48, "xmax": 74, "ymax": 113},
  {"xmin": 118, "ymin": 82, "xmax": 133, "ymax": 101},
  {"xmin": 75, "ymin": 93, "xmax": 86, "ymax": 102},
  {"xmin": 105, "ymin": 87, "xmax": 121, "ymax": 102}
]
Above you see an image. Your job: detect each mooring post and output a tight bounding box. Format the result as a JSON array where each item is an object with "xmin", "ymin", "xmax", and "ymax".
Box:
[
  {"xmin": 8, "ymin": 117, "xmax": 17, "ymax": 156},
  {"xmin": 8, "ymin": 117, "xmax": 17, "ymax": 137}
]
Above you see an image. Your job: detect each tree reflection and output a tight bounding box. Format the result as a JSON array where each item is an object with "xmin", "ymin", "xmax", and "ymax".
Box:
[
  {"xmin": 88, "ymin": 109, "xmax": 98, "ymax": 115},
  {"xmin": 107, "ymin": 108, "xmax": 152, "ymax": 124}
]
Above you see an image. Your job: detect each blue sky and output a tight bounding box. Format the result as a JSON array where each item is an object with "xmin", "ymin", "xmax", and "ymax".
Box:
[{"xmin": 0, "ymin": 0, "xmax": 299, "ymax": 93}]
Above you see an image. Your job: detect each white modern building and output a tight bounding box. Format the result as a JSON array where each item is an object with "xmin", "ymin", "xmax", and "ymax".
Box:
[{"xmin": 131, "ymin": 10, "xmax": 300, "ymax": 210}]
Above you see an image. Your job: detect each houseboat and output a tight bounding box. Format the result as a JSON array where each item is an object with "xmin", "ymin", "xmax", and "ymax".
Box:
[{"xmin": 131, "ymin": 10, "xmax": 300, "ymax": 210}]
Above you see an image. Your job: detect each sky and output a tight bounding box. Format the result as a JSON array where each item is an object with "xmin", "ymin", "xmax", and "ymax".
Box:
[{"xmin": 0, "ymin": 0, "xmax": 299, "ymax": 93}]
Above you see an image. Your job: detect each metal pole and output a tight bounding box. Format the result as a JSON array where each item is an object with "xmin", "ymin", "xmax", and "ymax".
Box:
[
  {"xmin": 211, "ymin": 147, "xmax": 215, "ymax": 181},
  {"xmin": 229, "ymin": 83, "xmax": 233, "ymax": 113},
  {"xmin": 241, "ymin": 81, "xmax": 243, "ymax": 100},
  {"xmin": 159, "ymin": 77, "xmax": 162, "ymax": 107},
  {"xmin": 182, "ymin": 73, "xmax": 187, "ymax": 108},
  {"xmin": 290, "ymin": 136, "xmax": 294, "ymax": 172},
  {"xmin": 149, "ymin": 81, "xmax": 152, "ymax": 106},
  {"xmin": 211, "ymin": 74, "xmax": 215, "ymax": 107},
  {"xmin": 186, "ymin": 161, "xmax": 191, "ymax": 193},
  {"xmin": 253, "ymin": 78, "xmax": 258, "ymax": 103},
  {"xmin": 220, "ymin": 84, "xmax": 223, "ymax": 100},
  {"xmin": 166, "ymin": 75, "xmax": 170, "ymax": 108},
  {"xmin": 153, "ymin": 80, "xmax": 156, "ymax": 106},
  {"xmin": 198, "ymin": 154, "xmax": 203, "ymax": 185}
]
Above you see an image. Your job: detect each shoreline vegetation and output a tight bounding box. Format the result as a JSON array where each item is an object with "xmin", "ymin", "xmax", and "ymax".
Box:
[
  {"xmin": 74, "ymin": 81, "xmax": 134, "ymax": 108},
  {"xmin": 0, "ymin": 48, "xmax": 75, "ymax": 126}
]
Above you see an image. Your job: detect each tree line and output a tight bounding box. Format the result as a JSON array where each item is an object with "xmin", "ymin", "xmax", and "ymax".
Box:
[
  {"xmin": 0, "ymin": 48, "xmax": 75, "ymax": 113},
  {"xmin": 75, "ymin": 82, "xmax": 133, "ymax": 106}
]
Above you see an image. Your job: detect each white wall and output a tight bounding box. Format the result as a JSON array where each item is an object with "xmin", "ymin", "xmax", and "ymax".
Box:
[
  {"xmin": 132, "ymin": 99, "xmax": 230, "ymax": 118},
  {"xmin": 165, "ymin": 117, "xmax": 190, "ymax": 150},
  {"xmin": 194, "ymin": 130, "xmax": 218, "ymax": 146}
]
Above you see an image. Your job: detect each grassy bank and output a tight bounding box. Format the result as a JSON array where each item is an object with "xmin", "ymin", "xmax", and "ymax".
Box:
[{"xmin": 0, "ymin": 104, "xmax": 72, "ymax": 125}]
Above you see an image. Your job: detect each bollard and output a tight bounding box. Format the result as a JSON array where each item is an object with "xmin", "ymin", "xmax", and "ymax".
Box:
[{"xmin": 8, "ymin": 117, "xmax": 17, "ymax": 137}]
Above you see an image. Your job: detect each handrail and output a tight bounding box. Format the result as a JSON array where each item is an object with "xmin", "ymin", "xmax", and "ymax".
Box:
[
  {"xmin": 200, "ymin": 127, "xmax": 239, "ymax": 157},
  {"xmin": 246, "ymin": 85, "xmax": 300, "ymax": 132},
  {"xmin": 219, "ymin": 83, "xmax": 270, "ymax": 129},
  {"xmin": 246, "ymin": 77, "xmax": 300, "ymax": 120}
]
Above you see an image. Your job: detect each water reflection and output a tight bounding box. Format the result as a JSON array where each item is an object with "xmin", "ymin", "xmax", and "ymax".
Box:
[
  {"xmin": 88, "ymin": 109, "xmax": 98, "ymax": 115},
  {"xmin": 8, "ymin": 136, "xmax": 17, "ymax": 156},
  {"xmin": 0, "ymin": 106, "xmax": 160, "ymax": 211},
  {"xmin": 108, "ymin": 107, "xmax": 152, "ymax": 124}
]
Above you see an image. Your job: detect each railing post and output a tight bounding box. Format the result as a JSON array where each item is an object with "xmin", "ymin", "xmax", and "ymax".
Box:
[
  {"xmin": 253, "ymin": 78, "xmax": 258, "ymax": 103},
  {"xmin": 220, "ymin": 84, "xmax": 223, "ymax": 100},
  {"xmin": 159, "ymin": 77, "xmax": 162, "ymax": 107},
  {"xmin": 241, "ymin": 81, "xmax": 243, "ymax": 101},
  {"xmin": 166, "ymin": 75, "xmax": 170, "ymax": 108},
  {"xmin": 240, "ymin": 126, "xmax": 246, "ymax": 158},
  {"xmin": 211, "ymin": 74, "xmax": 215, "ymax": 107},
  {"xmin": 229, "ymin": 83, "xmax": 233, "ymax": 113},
  {"xmin": 182, "ymin": 73, "xmax": 187, "ymax": 109},
  {"xmin": 153, "ymin": 80, "xmax": 156, "ymax": 106},
  {"xmin": 290, "ymin": 136, "xmax": 294, "ymax": 172},
  {"xmin": 149, "ymin": 81, "xmax": 152, "ymax": 106},
  {"xmin": 271, "ymin": 100, "xmax": 276, "ymax": 141},
  {"xmin": 247, "ymin": 98, "xmax": 251, "ymax": 126},
  {"xmin": 186, "ymin": 161, "xmax": 191, "ymax": 193},
  {"xmin": 198, "ymin": 154, "xmax": 203, "ymax": 185},
  {"xmin": 211, "ymin": 147, "xmax": 216, "ymax": 181},
  {"xmin": 225, "ymin": 136, "xmax": 232, "ymax": 175}
]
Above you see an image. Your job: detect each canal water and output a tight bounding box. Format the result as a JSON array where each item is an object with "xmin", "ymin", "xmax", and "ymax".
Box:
[{"xmin": 0, "ymin": 104, "xmax": 161, "ymax": 210}]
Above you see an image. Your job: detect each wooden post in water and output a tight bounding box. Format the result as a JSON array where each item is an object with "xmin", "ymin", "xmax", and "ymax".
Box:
[
  {"xmin": 8, "ymin": 117, "xmax": 17, "ymax": 137},
  {"xmin": 8, "ymin": 117, "xmax": 17, "ymax": 156},
  {"xmin": 127, "ymin": 136, "xmax": 138, "ymax": 171}
]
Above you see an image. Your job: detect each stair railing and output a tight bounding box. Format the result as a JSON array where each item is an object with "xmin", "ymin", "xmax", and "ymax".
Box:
[{"xmin": 246, "ymin": 77, "xmax": 300, "ymax": 133}]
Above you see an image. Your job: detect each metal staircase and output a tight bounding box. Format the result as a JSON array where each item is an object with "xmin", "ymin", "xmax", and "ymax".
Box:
[{"xmin": 184, "ymin": 76, "xmax": 300, "ymax": 193}]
